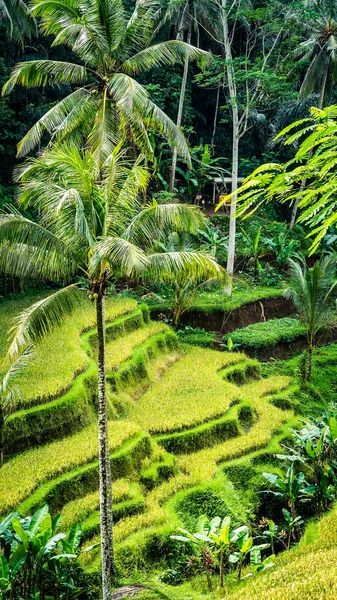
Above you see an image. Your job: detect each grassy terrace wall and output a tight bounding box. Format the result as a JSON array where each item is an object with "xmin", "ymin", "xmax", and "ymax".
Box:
[{"xmin": 3, "ymin": 301, "xmax": 177, "ymax": 453}]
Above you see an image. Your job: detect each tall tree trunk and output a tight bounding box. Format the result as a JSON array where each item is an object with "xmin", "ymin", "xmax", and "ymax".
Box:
[
  {"xmin": 222, "ymin": 0, "xmax": 239, "ymax": 277},
  {"xmin": 290, "ymin": 67, "xmax": 328, "ymax": 229},
  {"xmin": 96, "ymin": 293, "xmax": 115, "ymax": 599},
  {"xmin": 0, "ymin": 409, "xmax": 4, "ymax": 467},
  {"xmin": 211, "ymin": 83, "xmax": 221, "ymax": 149},
  {"xmin": 169, "ymin": 21, "xmax": 192, "ymax": 192},
  {"xmin": 306, "ymin": 342, "xmax": 313, "ymax": 381}
]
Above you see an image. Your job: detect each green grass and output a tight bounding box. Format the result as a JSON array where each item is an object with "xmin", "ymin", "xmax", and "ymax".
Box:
[
  {"xmin": 128, "ymin": 348, "xmax": 246, "ymax": 433},
  {"xmin": 145, "ymin": 284, "xmax": 283, "ymax": 314},
  {"xmin": 193, "ymin": 285, "xmax": 284, "ymax": 312},
  {"xmin": 223, "ymin": 317, "xmax": 306, "ymax": 350},
  {"xmin": 0, "ymin": 420, "xmax": 140, "ymax": 513},
  {"xmin": 261, "ymin": 343, "xmax": 337, "ymax": 413},
  {"xmin": 105, "ymin": 321, "xmax": 168, "ymax": 369},
  {"xmin": 177, "ymin": 376, "xmax": 293, "ymax": 480},
  {"xmin": 2, "ymin": 294, "xmax": 137, "ymax": 408},
  {"xmin": 61, "ymin": 479, "xmax": 138, "ymax": 530},
  {"xmin": 227, "ymin": 503, "xmax": 337, "ymax": 600}
]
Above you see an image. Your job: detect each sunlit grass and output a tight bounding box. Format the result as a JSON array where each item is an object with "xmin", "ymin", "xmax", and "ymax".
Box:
[
  {"xmin": 229, "ymin": 504, "xmax": 337, "ymax": 600},
  {"xmin": 7, "ymin": 296, "xmax": 137, "ymax": 408},
  {"xmin": 129, "ymin": 348, "xmax": 245, "ymax": 433},
  {"xmin": 177, "ymin": 376, "xmax": 292, "ymax": 480},
  {"xmin": 0, "ymin": 420, "xmax": 140, "ymax": 513},
  {"xmin": 61, "ymin": 478, "xmax": 138, "ymax": 530},
  {"xmin": 105, "ymin": 321, "xmax": 168, "ymax": 369}
]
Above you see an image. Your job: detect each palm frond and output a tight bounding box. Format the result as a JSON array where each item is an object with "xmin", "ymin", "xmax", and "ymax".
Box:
[
  {"xmin": 8, "ymin": 285, "xmax": 82, "ymax": 359},
  {"xmin": 91, "ymin": 236, "xmax": 149, "ymax": 278},
  {"xmin": 1, "ymin": 345, "xmax": 34, "ymax": 391},
  {"xmin": 122, "ymin": 40, "xmax": 211, "ymax": 75},
  {"xmin": 2, "ymin": 60, "xmax": 87, "ymax": 96},
  {"xmin": 0, "ymin": 210, "xmax": 77, "ymax": 282},
  {"xmin": 144, "ymin": 250, "xmax": 229, "ymax": 286},
  {"xmin": 15, "ymin": 88, "xmax": 92, "ymax": 158},
  {"xmin": 124, "ymin": 202, "xmax": 206, "ymax": 245},
  {"xmin": 108, "ymin": 73, "xmax": 190, "ymax": 161}
]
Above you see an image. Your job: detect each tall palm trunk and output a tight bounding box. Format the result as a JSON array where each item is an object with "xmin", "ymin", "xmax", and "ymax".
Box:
[
  {"xmin": 96, "ymin": 292, "xmax": 115, "ymax": 599},
  {"xmin": 211, "ymin": 83, "xmax": 221, "ymax": 149},
  {"xmin": 222, "ymin": 0, "xmax": 239, "ymax": 277},
  {"xmin": 0, "ymin": 409, "xmax": 4, "ymax": 467},
  {"xmin": 169, "ymin": 19, "xmax": 192, "ymax": 192}
]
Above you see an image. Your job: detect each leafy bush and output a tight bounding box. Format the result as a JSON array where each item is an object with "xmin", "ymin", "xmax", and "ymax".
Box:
[
  {"xmin": 177, "ymin": 326, "xmax": 216, "ymax": 348},
  {"xmin": 223, "ymin": 318, "xmax": 306, "ymax": 350},
  {"xmin": 0, "ymin": 505, "xmax": 97, "ymax": 600}
]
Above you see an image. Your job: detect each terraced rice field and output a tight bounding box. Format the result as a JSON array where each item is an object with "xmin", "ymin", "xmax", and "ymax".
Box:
[{"xmin": 0, "ymin": 292, "xmax": 299, "ymax": 589}]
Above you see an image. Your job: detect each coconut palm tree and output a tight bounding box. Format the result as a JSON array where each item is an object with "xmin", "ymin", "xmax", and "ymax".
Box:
[
  {"xmin": 0, "ymin": 143, "xmax": 226, "ymax": 599},
  {"xmin": 2, "ymin": 0, "xmax": 209, "ymax": 164},
  {"xmin": 285, "ymin": 256, "xmax": 337, "ymax": 379},
  {"xmin": 0, "ymin": 0, "xmax": 36, "ymax": 45},
  {"xmin": 158, "ymin": 0, "xmax": 219, "ymax": 191},
  {"xmin": 0, "ymin": 346, "xmax": 33, "ymax": 467},
  {"xmin": 296, "ymin": 0, "xmax": 337, "ymax": 108}
]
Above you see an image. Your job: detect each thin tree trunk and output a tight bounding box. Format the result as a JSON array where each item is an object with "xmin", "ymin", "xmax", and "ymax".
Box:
[
  {"xmin": 0, "ymin": 409, "xmax": 4, "ymax": 467},
  {"xmin": 169, "ymin": 21, "xmax": 192, "ymax": 192},
  {"xmin": 96, "ymin": 293, "xmax": 115, "ymax": 599},
  {"xmin": 307, "ymin": 343, "xmax": 313, "ymax": 381},
  {"xmin": 222, "ymin": 0, "xmax": 239, "ymax": 277},
  {"xmin": 211, "ymin": 83, "xmax": 221, "ymax": 149}
]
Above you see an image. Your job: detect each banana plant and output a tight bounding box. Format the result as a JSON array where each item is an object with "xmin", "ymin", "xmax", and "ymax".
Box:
[
  {"xmin": 263, "ymin": 465, "xmax": 306, "ymax": 515},
  {"xmin": 171, "ymin": 516, "xmax": 219, "ymax": 590},
  {"xmin": 281, "ymin": 509, "xmax": 304, "ymax": 549},
  {"xmin": 228, "ymin": 526, "xmax": 271, "ymax": 581},
  {"xmin": 0, "ymin": 504, "xmax": 98, "ymax": 599}
]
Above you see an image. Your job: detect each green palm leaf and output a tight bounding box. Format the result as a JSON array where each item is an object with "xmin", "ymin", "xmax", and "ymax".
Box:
[
  {"xmin": 122, "ymin": 40, "xmax": 210, "ymax": 75},
  {"xmin": 8, "ymin": 285, "xmax": 82, "ymax": 359},
  {"xmin": 0, "ymin": 211, "xmax": 76, "ymax": 282},
  {"xmin": 2, "ymin": 60, "xmax": 87, "ymax": 96}
]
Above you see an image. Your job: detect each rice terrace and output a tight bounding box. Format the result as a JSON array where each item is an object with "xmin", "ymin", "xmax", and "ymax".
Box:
[{"xmin": 1, "ymin": 1, "xmax": 337, "ymax": 599}]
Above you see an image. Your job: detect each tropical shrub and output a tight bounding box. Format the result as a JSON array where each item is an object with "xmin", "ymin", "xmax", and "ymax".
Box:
[
  {"xmin": 285, "ymin": 256, "xmax": 337, "ymax": 379},
  {"xmin": 0, "ymin": 504, "xmax": 97, "ymax": 600}
]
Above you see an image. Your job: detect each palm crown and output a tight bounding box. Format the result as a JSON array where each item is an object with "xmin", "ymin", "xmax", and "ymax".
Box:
[
  {"xmin": 3, "ymin": 0, "xmax": 209, "ymax": 161},
  {"xmin": 297, "ymin": 0, "xmax": 337, "ymax": 105},
  {"xmin": 0, "ymin": 144, "xmax": 226, "ymax": 357}
]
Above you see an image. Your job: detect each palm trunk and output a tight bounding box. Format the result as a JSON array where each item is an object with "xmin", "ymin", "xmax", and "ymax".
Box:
[
  {"xmin": 96, "ymin": 293, "xmax": 115, "ymax": 599},
  {"xmin": 211, "ymin": 84, "xmax": 221, "ymax": 149},
  {"xmin": 222, "ymin": 0, "xmax": 239, "ymax": 277},
  {"xmin": 169, "ymin": 21, "xmax": 192, "ymax": 193},
  {"xmin": 306, "ymin": 342, "xmax": 313, "ymax": 381},
  {"xmin": 0, "ymin": 408, "xmax": 4, "ymax": 467}
]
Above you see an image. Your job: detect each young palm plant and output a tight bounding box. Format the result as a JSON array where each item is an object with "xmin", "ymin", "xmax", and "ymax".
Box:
[
  {"xmin": 0, "ymin": 144, "xmax": 226, "ymax": 599},
  {"xmin": 0, "ymin": 346, "xmax": 33, "ymax": 467},
  {"xmin": 2, "ymin": 0, "xmax": 209, "ymax": 164},
  {"xmin": 285, "ymin": 256, "xmax": 337, "ymax": 380}
]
